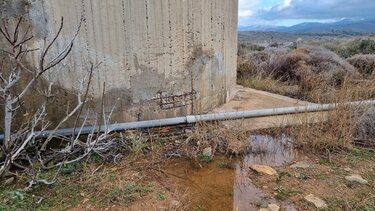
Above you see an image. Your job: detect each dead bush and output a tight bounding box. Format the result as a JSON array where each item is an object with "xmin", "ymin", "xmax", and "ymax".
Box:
[
  {"xmin": 182, "ymin": 122, "xmax": 249, "ymax": 159},
  {"xmin": 238, "ymin": 45, "xmax": 363, "ymax": 102},
  {"xmin": 273, "ymin": 46, "xmax": 356, "ymax": 85},
  {"xmin": 347, "ymin": 54, "xmax": 375, "ymax": 77}
]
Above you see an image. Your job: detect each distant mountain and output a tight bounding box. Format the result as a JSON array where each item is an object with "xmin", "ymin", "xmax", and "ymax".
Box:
[{"xmin": 239, "ymin": 19, "xmax": 375, "ymax": 35}]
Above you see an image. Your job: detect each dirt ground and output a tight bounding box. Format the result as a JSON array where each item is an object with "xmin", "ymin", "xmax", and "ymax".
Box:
[
  {"xmin": 69, "ymin": 145, "xmax": 375, "ymax": 211},
  {"xmin": 1, "ymin": 88, "xmax": 374, "ymax": 211},
  {"xmin": 249, "ymin": 148, "xmax": 375, "ymax": 211}
]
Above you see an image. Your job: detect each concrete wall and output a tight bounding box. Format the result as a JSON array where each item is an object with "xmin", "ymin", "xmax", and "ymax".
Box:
[{"xmin": 1, "ymin": 0, "xmax": 238, "ymax": 123}]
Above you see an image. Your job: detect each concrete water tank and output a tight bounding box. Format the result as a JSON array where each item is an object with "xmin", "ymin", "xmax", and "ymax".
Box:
[{"xmin": 1, "ymin": 0, "xmax": 238, "ymax": 123}]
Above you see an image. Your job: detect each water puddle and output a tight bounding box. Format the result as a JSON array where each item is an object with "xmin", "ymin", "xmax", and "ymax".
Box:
[{"xmin": 165, "ymin": 134, "xmax": 297, "ymax": 211}]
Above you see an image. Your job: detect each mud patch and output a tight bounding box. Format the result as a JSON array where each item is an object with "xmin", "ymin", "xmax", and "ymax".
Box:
[{"xmin": 164, "ymin": 134, "xmax": 297, "ymax": 210}]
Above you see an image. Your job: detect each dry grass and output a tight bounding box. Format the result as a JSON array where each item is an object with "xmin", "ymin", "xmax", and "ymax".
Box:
[
  {"xmin": 182, "ymin": 121, "xmax": 249, "ymax": 158},
  {"xmin": 286, "ymin": 106, "xmax": 357, "ymax": 152},
  {"xmin": 238, "ymin": 42, "xmax": 375, "ymax": 153}
]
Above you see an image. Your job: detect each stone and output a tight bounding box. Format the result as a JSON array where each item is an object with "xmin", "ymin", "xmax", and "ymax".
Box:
[
  {"xmin": 345, "ymin": 174, "xmax": 368, "ymax": 184},
  {"xmin": 268, "ymin": 204, "xmax": 280, "ymax": 211},
  {"xmin": 304, "ymin": 194, "xmax": 328, "ymax": 209},
  {"xmin": 250, "ymin": 165, "xmax": 278, "ymax": 176},
  {"xmin": 344, "ymin": 167, "xmax": 352, "ymax": 172},
  {"xmin": 171, "ymin": 200, "xmax": 180, "ymax": 207},
  {"xmin": 291, "ymin": 161, "xmax": 311, "ymax": 169},
  {"xmin": 259, "ymin": 204, "xmax": 280, "ymax": 211},
  {"xmin": 203, "ymin": 147, "xmax": 213, "ymax": 157}
]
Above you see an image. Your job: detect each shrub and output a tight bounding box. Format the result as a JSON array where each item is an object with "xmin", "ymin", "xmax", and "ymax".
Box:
[
  {"xmin": 262, "ymin": 46, "xmax": 357, "ymax": 91},
  {"xmin": 354, "ymin": 107, "xmax": 375, "ymax": 147},
  {"xmin": 237, "ymin": 45, "xmax": 363, "ymax": 102},
  {"xmin": 336, "ymin": 39, "xmax": 375, "ymax": 58},
  {"xmin": 238, "ymin": 43, "xmax": 265, "ymax": 55},
  {"xmin": 347, "ymin": 54, "xmax": 375, "ymax": 77}
]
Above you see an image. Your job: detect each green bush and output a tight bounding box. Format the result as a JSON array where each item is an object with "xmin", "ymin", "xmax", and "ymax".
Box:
[
  {"xmin": 336, "ymin": 39, "xmax": 375, "ymax": 58},
  {"xmin": 238, "ymin": 43, "xmax": 265, "ymax": 56}
]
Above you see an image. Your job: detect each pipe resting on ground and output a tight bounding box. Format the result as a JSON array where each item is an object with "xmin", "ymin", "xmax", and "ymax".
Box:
[{"xmin": 0, "ymin": 100, "xmax": 374, "ymax": 142}]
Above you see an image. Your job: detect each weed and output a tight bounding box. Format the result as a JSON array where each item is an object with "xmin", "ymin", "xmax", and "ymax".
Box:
[
  {"xmin": 108, "ymin": 188, "xmax": 123, "ymax": 200},
  {"xmin": 276, "ymin": 171, "xmax": 292, "ymax": 183},
  {"xmin": 108, "ymin": 174, "xmax": 117, "ymax": 182},
  {"xmin": 297, "ymin": 173, "xmax": 310, "ymax": 180},
  {"xmin": 217, "ymin": 160, "xmax": 231, "ymax": 169},
  {"xmin": 325, "ymin": 197, "xmax": 347, "ymax": 210},
  {"xmin": 0, "ymin": 181, "xmax": 82, "ymax": 210},
  {"xmin": 274, "ymin": 186, "xmax": 303, "ymax": 200},
  {"xmin": 312, "ymin": 173, "xmax": 326, "ymax": 180},
  {"xmin": 156, "ymin": 190, "xmax": 166, "ymax": 201},
  {"xmin": 195, "ymin": 204, "xmax": 206, "ymax": 211},
  {"xmin": 348, "ymin": 147, "xmax": 375, "ymax": 163},
  {"xmin": 61, "ymin": 162, "xmax": 82, "ymax": 175},
  {"xmin": 150, "ymin": 138, "xmax": 165, "ymax": 151},
  {"xmin": 128, "ymin": 137, "xmax": 148, "ymax": 158},
  {"xmin": 2, "ymin": 190, "xmax": 29, "ymax": 209},
  {"xmin": 107, "ymin": 181, "xmax": 154, "ymax": 204},
  {"xmin": 198, "ymin": 154, "xmax": 213, "ymax": 162}
]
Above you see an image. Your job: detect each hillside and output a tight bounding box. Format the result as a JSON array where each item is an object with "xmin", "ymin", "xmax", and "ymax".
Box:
[{"xmin": 239, "ymin": 19, "xmax": 375, "ymax": 35}]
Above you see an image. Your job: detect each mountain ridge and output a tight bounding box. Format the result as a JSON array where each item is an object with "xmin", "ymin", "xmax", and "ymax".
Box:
[{"xmin": 239, "ymin": 19, "xmax": 375, "ymax": 34}]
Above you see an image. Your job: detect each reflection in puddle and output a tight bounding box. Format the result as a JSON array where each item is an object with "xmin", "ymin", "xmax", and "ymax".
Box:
[
  {"xmin": 165, "ymin": 134, "xmax": 296, "ymax": 211},
  {"xmin": 247, "ymin": 134, "xmax": 295, "ymax": 166},
  {"xmin": 234, "ymin": 135, "xmax": 296, "ymax": 210}
]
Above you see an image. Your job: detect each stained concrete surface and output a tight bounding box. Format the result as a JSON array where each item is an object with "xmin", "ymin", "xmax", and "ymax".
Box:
[{"xmin": 1, "ymin": 0, "xmax": 238, "ymax": 125}]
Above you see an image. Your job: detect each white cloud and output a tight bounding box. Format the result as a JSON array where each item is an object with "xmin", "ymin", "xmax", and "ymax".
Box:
[
  {"xmin": 259, "ymin": 0, "xmax": 375, "ymax": 20},
  {"xmin": 239, "ymin": 0, "xmax": 375, "ymax": 26},
  {"xmin": 239, "ymin": 10, "xmax": 253, "ymax": 17},
  {"xmin": 238, "ymin": 0, "xmax": 261, "ymax": 17},
  {"xmin": 278, "ymin": 0, "xmax": 292, "ymax": 10}
]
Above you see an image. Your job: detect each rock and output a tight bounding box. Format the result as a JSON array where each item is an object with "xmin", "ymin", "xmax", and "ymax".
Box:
[
  {"xmin": 259, "ymin": 204, "xmax": 280, "ymax": 211},
  {"xmin": 268, "ymin": 204, "xmax": 280, "ymax": 211},
  {"xmin": 291, "ymin": 161, "xmax": 311, "ymax": 169},
  {"xmin": 171, "ymin": 200, "xmax": 180, "ymax": 207},
  {"xmin": 304, "ymin": 194, "xmax": 328, "ymax": 209},
  {"xmin": 344, "ymin": 167, "xmax": 352, "ymax": 172},
  {"xmin": 203, "ymin": 147, "xmax": 213, "ymax": 157},
  {"xmin": 284, "ymin": 206, "xmax": 298, "ymax": 211},
  {"xmin": 250, "ymin": 165, "xmax": 277, "ymax": 176},
  {"xmin": 345, "ymin": 174, "xmax": 368, "ymax": 184}
]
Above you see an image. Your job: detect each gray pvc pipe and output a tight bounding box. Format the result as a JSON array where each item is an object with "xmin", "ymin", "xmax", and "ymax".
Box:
[{"xmin": 0, "ymin": 100, "xmax": 374, "ymax": 142}]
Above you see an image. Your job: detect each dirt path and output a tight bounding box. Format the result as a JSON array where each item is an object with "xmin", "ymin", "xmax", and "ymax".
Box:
[{"xmin": 212, "ymin": 85, "xmax": 324, "ymax": 131}]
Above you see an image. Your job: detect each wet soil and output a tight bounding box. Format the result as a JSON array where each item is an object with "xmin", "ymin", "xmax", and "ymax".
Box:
[{"xmin": 164, "ymin": 135, "xmax": 297, "ymax": 211}]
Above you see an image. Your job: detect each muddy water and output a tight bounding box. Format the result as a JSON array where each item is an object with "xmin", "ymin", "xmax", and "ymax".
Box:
[{"xmin": 165, "ymin": 135, "xmax": 296, "ymax": 211}]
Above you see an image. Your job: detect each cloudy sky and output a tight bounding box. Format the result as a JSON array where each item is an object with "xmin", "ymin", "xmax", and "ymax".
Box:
[{"xmin": 239, "ymin": 0, "xmax": 375, "ymax": 26}]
